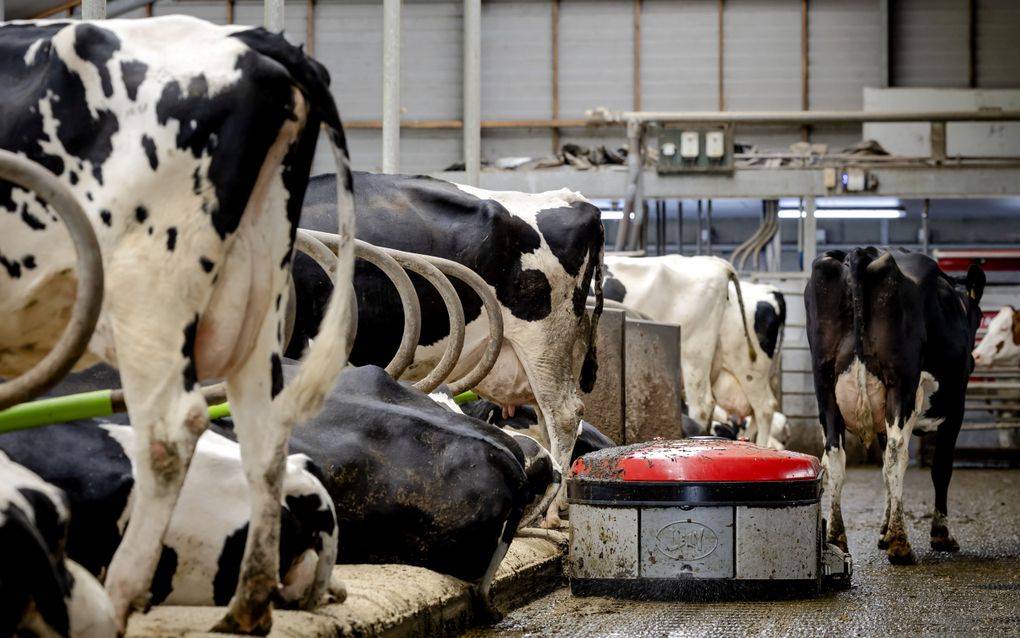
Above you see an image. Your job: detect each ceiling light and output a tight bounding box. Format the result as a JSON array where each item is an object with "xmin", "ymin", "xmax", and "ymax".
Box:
[{"xmin": 778, "ymin": 208, "xmax": 906, "ymax": 220}]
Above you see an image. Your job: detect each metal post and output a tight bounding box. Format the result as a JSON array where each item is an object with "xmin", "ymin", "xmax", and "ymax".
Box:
[
  {"xmin": 705, "ymin": 199, "xmax": 713, "ymax": 256},
  {"xmin": 615, "ymin": 120, "xmax": 643, "ymax": 251},
  {"xmin": 382, "ymin": 0, "xmax": 402, "ymax": 174},
  {"xmin": 802, "ymin": 195, "xmax": 817, "ymax": 272},
  {"xmin": 0, "ymin": 0, "xmax": 5, "ymax": 21},
  {"xmin": 676, "ymin": 200, "xmax": 683, "ymax": 255},
  {"xmin": 463, "ymin": 0, "xmax": 481, "ymax": 186},
  {"xmin": 921, "ymin": 198, "xmax": 930, "ymax": 255},
  {"xmin": 264, "ymin": 0, "xmax": 284, "ymax": 32},
  {"xmin": 696, "ymin": 199, "xmax": 704, "ymax": 255},
  {"xmin": 82, "ymin": 0, "xmax": 106, "ymax": 19}
]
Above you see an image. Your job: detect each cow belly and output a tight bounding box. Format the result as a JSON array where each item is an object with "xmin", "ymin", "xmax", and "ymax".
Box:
[{"xmin": 835, "ymin": 358, "xmax": 887, "ymax": 437}]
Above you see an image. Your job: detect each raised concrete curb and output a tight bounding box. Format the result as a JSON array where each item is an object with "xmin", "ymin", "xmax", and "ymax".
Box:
[{"xmin": 126, "ymin": 529, "xmax": 568, "ymax": 638}]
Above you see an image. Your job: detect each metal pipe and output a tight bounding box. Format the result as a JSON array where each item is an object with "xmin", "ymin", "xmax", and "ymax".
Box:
[
  {"xmin": 615, "ymin": 120, "xmax": 644, "ymax": 251},
  {"xmin": 422, "ymin": 256, "xmax": 503, "ymax": 396},
  {"xmin": 264, "ymin": 0, "xmax": 284, "ymax": 32},
  {"xmin": 294, "ymin": 231, "xmax": 358, "ymax": 351},
  {"xmin": 676, "ymin": 201, "xmax": 683, "ymax": 254},
  {"xmin": 81, "ymin": 0, "xmax": 105, "ymax": 19},
  {"xmin": 382, "ymin": 0, "xmax": 401, "ymax": 173},
  {"xmin": 0, "ymin": 0, "xmax": 5, "ymax": 21},
  {"xmin": 463, "ymin": 0, "xmax": 482, "ymax": 186},
  {"xmin": 705, "ymin": 199, "xmax": 713, "ymax": 256},
  {"xmin": 589, "ymin": 109, "xmax": 1020, "ymax": 125},
  {"xmin": 921, "ymin": 198, "xmax": 930, "ymax": 255},
  {"xmin": 696, "ymin": 199, "xmax": 704, "ymax": 255},
  {"xmin": 802, "ymin": 195, "xmax": 817, "ymax": 272},
  {"xmin": 0, "ymin": 151, "xmax": 104, "ymax": 411}
]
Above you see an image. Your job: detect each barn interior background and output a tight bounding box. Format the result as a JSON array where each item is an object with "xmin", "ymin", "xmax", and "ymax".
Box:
[{"xmin": 8, "ymin": 0, "xmax": 1020, "ymax": 457}]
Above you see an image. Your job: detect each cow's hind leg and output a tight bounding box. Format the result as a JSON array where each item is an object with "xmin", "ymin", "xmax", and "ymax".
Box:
[
  {"xmin": 930, "ymin": 414, "xmax": 963, "ymax": 552},
  {"xmin": 881, "ymin": 381, "xmax": 925, "ymax": 565},
  {"xmin": 214, "ymin": 298, "xmax": 293, "ymax": 634},
  {"xmin": 103, "ymin": 304, "xmax": 211, "ymax": 629}
]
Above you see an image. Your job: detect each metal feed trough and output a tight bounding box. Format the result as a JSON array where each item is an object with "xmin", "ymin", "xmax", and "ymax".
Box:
[{"xmin": 567, "ymin": 437, "xmax": 851, "ymax": 597}]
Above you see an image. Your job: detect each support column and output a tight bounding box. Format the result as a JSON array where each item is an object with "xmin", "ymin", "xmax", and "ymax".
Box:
[
  {"xmin": 82, "ymin": 0, "xmax": 106, "ymax": 19},
  {"xmin": 264, "ymin": 0, "xmax": 284, "ymax": 32},
  {"xmin": 463, "ymin": 0, "xmax": 482, "ymax": 186},
  {"xmin": 382, "ymin": 0, "xmax": 402, "ymax": 174},
  {"xmin": 921, "ymin": 198, "xmax": 930, "ymax": 255},
  {"xmin": 802, "ymin": 195, "xmax": 817, "ymax": 272},
  {"xmin": 0, "ymin": 0, "xmax": 5, "ymax": 21}
]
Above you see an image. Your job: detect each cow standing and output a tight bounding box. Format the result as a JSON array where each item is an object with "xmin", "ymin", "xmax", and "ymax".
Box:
[
  {"xmin": 972, "ymin": 305, "xmax": 1020, "ymax": 368},
  {"xmin": 805, "ymin": 247, "xmax": 984, "ymax": 563},
  {"xmin": 0, "ymin": 17, "xmax": 356, "ymax": 632},
  {"xmin": 293, "ymin": 171, "xmax": 605, "ymax": 526},
  {"xmin": 601, "ymin": 256, "xmax": 774, "ymax": 446}
]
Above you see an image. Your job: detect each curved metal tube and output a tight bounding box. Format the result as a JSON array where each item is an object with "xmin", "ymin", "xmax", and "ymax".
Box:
[
  {"xmin": 379, "ymin": 248, "xmax": 465, "ymax": 394},
  {"xmin": 420, "ymin": 255, "xmax": 503, "ymax": 396},
  {"xmin": 354, "ymin": 240, "xmax": 421, "ymax": 378},
  {"xmin": 0, "ymin": 151, "xmax": 105, "ymax": 411},
  {"xmin": 295, "ymin": 230, "xmax": 358, "ymax": 354}
]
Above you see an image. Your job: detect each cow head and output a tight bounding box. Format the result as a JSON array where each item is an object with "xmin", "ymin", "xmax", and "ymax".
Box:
[{"xmin": 973, "ymin": 305, "xmax": 1020, "ymax": 368}]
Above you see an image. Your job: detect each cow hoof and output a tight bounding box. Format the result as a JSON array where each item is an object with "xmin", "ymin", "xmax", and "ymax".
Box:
[
  {"xmin": 827, "ymin": 534, "xmax": 848, "ymax": 554},
  {"xmin": 877, "ymin": 534, "xmax": 889, "ymax": 550},
  {"xmin": 885, "ymin": 540, "xmax": 917, "ymax": 565},
  {"xmin": 212, "ymin": 607, "xmax": 273, "ymax": 636},
  {"xmin": 931, "ymin": 535, "xmax": 960, "ymax": 552},
  {"xmin": 539, "ymin": 514, "xmax": 562, "ymax": 529}
]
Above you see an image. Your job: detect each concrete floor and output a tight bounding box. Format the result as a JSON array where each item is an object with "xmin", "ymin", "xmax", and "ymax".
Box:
[{"xmin": 467, "ymin": 467, "xmax": 1020, "ymax": 637}]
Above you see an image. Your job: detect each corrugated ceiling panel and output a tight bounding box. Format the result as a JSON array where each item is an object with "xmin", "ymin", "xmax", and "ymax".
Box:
[
  {"xmin": 641, "ymin": 0, "xmax": 719, "ymax": 111},
  {"xmin": 314, "ymin": 2, "xmax": 383, "ymax": 121},
  {"xmin": 808, "ymin": 0, "xmax": 882, "ymax": 109},
  {"xmin": 481, "ymin": 0, "xmax": 552, "ymax": 120},
  {"xmin": 152, "ymin": 1, "xmax": 228, "ymax": 23},
  {"xmin": 559, "ymin": 0, "xmax": 633, "ymax": 118},
  {"xmin": 977, "ymin": 0, "xmax": 1020, "ymax": 88},
  {"xmin": 891, "ymin": 0, "xmax": 968, "ymax": 87},
  {"xmin": 723, "ymin": 0, "xmax": 800, "ymax": 111}
]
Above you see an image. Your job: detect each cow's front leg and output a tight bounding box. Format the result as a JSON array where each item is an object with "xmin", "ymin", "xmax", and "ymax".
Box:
[
  {"xmin": 930, "ymin": 416, "xmax": 962, "ymax": 552},
  {"xmin": 881, "ymin": 414, "xmax": 916, "ymax": 564}
]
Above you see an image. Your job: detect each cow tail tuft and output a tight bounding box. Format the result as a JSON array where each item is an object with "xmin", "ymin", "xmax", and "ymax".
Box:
[{"xmin": 580, "ymin": 240, "xmax": 603, "ymax": 394}]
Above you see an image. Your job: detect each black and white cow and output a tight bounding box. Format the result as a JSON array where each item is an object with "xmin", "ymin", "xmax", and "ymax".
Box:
[
  {"xmin": 0, "ymin": 419, "xmax": 338, "ymax": 611},
  {"xmin": 292, "ymin": 171, "xmax": 605, "ymax": 526},
  {"xmin": 0, "ymin": 17, "xmax": 356, "ymax": 633},
  {"xmin": 247, "ymin": 365, "xmax": 532, "ymax": 600},
  {"xmin": 0, "ymin": 451, "xmax": 116, "ymax": 638},
  {"xmin": 972, "ymin": 305, "xmax": 1020, "ymax": 368},
  {"xmin": 601, "ymin": 256, "xmax": 781, "ymax": 447},
  {"xmin": 805, "ymin": 247, "xmax": 984, "ymax": 564}
]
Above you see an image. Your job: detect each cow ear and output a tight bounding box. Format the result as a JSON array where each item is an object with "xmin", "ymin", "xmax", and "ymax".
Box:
[{"xmin": 965, "ymin": 265, "xmax": 985, "ymax": 304}]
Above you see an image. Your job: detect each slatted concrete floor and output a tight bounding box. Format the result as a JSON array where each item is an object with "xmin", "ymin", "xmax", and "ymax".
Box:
[{"xmin": 467, "ymin": 467, "xmax": 1020, "ymax": 637}]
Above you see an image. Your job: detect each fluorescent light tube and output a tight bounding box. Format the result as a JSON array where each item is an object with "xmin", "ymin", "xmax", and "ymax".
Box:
[{"xmin": 778, "ymin": 208, "xmax": 906, "ymax": 219}]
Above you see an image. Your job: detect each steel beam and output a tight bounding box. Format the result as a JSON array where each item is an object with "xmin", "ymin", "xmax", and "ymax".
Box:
[
  {"xmin": 463, "ymin": 0, "xmax": 481, "ymax": 186},
  {"xmin": 382, "ymin": 0, "xmax": 401, "ymax": 173},
  {"xmin": 264, "ymin": 0, "xmax": 284, "ymax": 32},
  {"xmin": 590, "ymin": 109, "xmax": 1020, "ymax": 125},
  {"xmin": 802, "ymin": 195, "xmax": 816, "ymax": 273}
]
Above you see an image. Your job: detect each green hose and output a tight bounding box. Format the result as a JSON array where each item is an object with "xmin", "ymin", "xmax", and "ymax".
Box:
[
  {"xmin": 454, "ymin": 390, "xmax": 478, "ymax": 404},
  {"xmin": 0, "ymin": 391, "xmax": 232, "ymax": 434}
]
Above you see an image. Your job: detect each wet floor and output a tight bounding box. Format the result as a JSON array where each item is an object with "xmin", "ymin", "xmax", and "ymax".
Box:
[{"xmin": 468, "ymin": 467, "xmax": 1020, "ymax": 637}]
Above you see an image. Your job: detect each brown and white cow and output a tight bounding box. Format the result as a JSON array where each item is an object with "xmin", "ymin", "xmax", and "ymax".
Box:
[{"xmin": 0, "ymin": 16, "xmax": 355, "ymax": 633}]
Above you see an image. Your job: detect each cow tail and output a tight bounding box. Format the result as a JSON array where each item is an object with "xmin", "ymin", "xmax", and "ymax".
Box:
[
  {"xmin": 726, "ymin": 268, "xmax": 758, "ymax": 364},
  {"xmin": 848, "ymin": 249, "xmax": 871, "ymax": 363},
  {"xmin": 236, "ymin": 29, "xmax": 357, "ymax": 426},
  {"xmin": 580, "ymin": 241, "xmax": 604, "ymax": 394}
]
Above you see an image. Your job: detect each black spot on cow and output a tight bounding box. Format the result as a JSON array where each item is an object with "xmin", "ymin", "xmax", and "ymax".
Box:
[
  {"xmin": 85, "ymin": 192, "xmax": 93, "ymax": 201},
  {"xmin": 141, "ymin": 135, "xmax": 158, "ymax": 170},
  {"xmin": 22, "ymin": 255, "xmax": 36, "ymax": 270},
  {"xmin": 270, "ymin": 353, "xmax": 283, "ymax": 399},
  {"xmin": 275, "ymin": 294, "xmax": 282, "ymax": 311},
  {"xmin": 213, "ymin": 525, "xmax": 246, "ymax": 606},
  {"xmin": 753, "ymin": 295, "xmax": 785, "ymax": 359},
  {"xmin": 69, "ymin": 171, "xmax": 78, "ymax": 185},
  {"xmin": 99, "ymin": 209, "xmax": 112, "ymax": 226},
  {"xmin": 147, "ymin": 225, "xmax": 153, "ymax": 235},
  {"xmin": 120, "ymin": 59, "xmax": 147, "ymax": 101},
  {"xmin": 15, "ymin": 488, "xmax": 66, "ymax": 556},
  {"xmin": 603, "ymin": 276, "xmax": 627, "ymax": 302},
  {"xmin": 21, "ymin": 206, "xmax": 46, "ymax": 231},
  {"xmin": 150, "ymin": 546, "xmax": 177, "ymax": 606},
  {"xmin": 135, "ymin": 206, "xmax": 148, "ymax": 224},
  {"xmin": 166, "ymin": 227, "xmax": 177, "ymax": 252},
  {"xmin": 0, "ymin": 254, "xmax": 22, "ymax": 278},
  {"xmin": 192, "ymin": 167, "xmax": 202, "ymax": 196},
  {"xmin": 285, "ymin": 492, "xmax": 336, "ymax": 541},
  {"xmin": 181, "ymin": 315, "xmax": 199, "ymax": 392},
  {"xmin": 73, "ymin": 23, "xmax": 120, "ymax": 98},
  {"xmin": 200, "ymin": 257, "xmax": 214, "ymax": 273},
  {"xmin": 535, "ymin": 201, "xmax": 601, "ymax": 278}
]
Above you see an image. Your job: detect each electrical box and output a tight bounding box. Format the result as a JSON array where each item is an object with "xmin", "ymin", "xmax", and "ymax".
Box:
[
  {"xmin": 657, "ymin": 125, "xmax": 734, "ymax": 174},
  {"xmin": 680, "ymin": 132, "xmax": 700, "ymax": 158},
  {"xmin": 705, "ymin": 131, "xmax": 725, "ymax": 159}
]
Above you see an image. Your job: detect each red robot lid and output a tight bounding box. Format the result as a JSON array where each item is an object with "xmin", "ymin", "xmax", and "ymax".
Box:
[{"xmin": 569, "ymin": 437, "xmax": 822, "ymax": 483}]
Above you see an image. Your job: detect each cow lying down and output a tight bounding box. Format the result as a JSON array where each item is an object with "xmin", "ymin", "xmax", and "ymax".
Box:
[
  {"xmin": 0, "ymin": 451, "xmax": 116, "ymax": 638},
  {"xmin": 0, "ymin": 419, "xmax": 338, "ymax": 611},
  {"xmin": 218, "ymin": 364, "xmax": 534, "ymax": 609}
]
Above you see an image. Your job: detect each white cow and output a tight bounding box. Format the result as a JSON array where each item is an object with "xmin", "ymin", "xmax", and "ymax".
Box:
[
  {"xmin": 0, "ymin": 17, "xmax": 354, "ymax": 633},
  {"xmin": 972, "ymin": 305, "xmax": 1020, "ymax": 368},
  {"xmin": 603, "ymin": 255, "xmax": 784, "ymax": 448}
]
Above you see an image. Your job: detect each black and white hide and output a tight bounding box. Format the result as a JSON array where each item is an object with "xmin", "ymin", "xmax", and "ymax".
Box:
[{"xmin": 0, "ymin": 452, "xmax": 116, "ymax": 638}]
